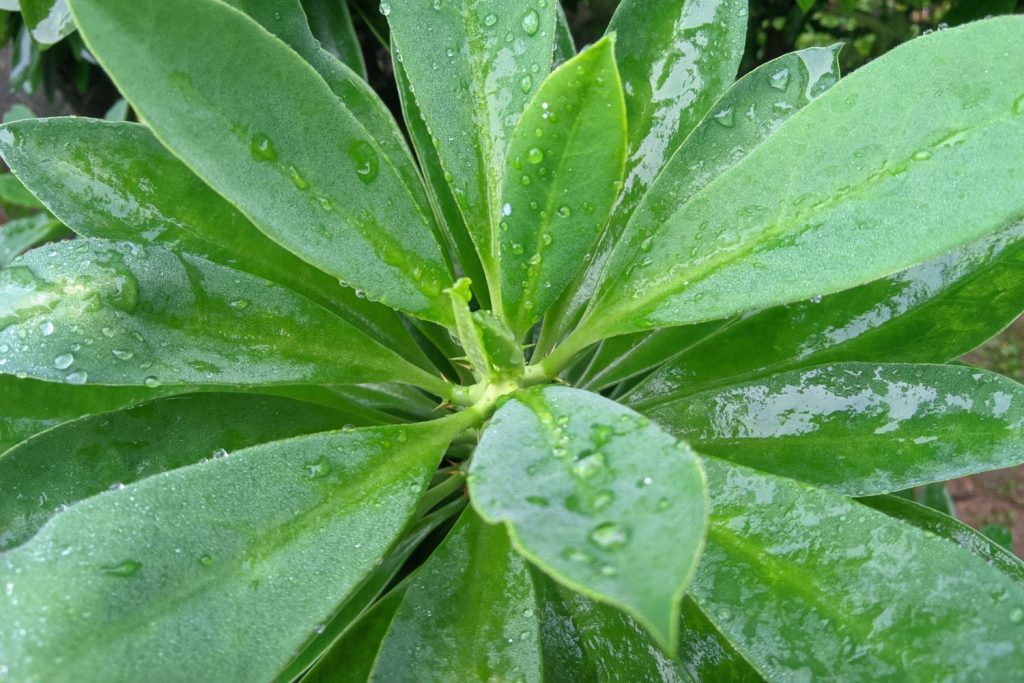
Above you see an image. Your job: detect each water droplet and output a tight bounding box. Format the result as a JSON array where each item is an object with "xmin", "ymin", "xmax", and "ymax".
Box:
[
  {"xmin": 306, "ymin": 457, "xmax": 331, "ymax": 479},
  {"xmin": 527, "ymin": 147, "xmax": 545, "ymax": 165},
  {"xmin": 111, "ymin": 349, "xmax": 134, "ymax": 361},
  {"xmin": 526, "ymin": 495, "xmax": 550, "ymax": 507},
  {"xmin": 502, "ymin": 202, "xmax": 513, "ymax": 217},
  {"xmin": 1013, "ymin": 94, "xmax": 1024, "ymax": 115},
  {"xmin": 39, "ymin": 321, "xmax": 54, "ymax": 337},
  {"xmin": 520, "ymin": 75, "xmax": 533, "ymax": 93},
  {"xmin": 199, "ymin": 554, "xmax": 214, "ymax": 567},
  {"xmin": 912, "ymin": 150, "xmax": 932, "ymax": 161},
  {"xmin": 562, "ymin": 548, "xmax": 594, "ymax": 564},
  {"xmin": 101, "ymin": 559, "xmax": 141, "ymax": 577},
  {"xmin": 810, "ymin": 295, "xmax": 823, "ymax": 304},
  {"xmin": 378, "ymin": 2, "xmax": 391, "ymax": 16},
  {"xmin": 588, "ymin": 522, "xmax": 630, "ymax": 550},
  {"xmin": 713, "ymin": 108, "xmax": 735, "ymax": 128},
  {"xmin": 108, "ymin": 482, "xmax": 125, "ymax": 491},
  {"xmin": 483, "ymin": 13, "xmax": 498, "ymax": 27},
  {"xmin": 522, "ymin": 608, "xmax": 534, "ymax": 618},
  {"xmin": 521, "ymin": 9, "xmax": 540, "ymax": 35},
  {"xmin": 573, "ymin": 451, "xmax": 606, "ymax": 480},
  {"xmin": 769, "ymin": 68, "xmax": 791, "ymax": 90},
  {"xmin": 250, "ymin": 134, "xmax": 278, "ymax": 162},
  {"xmin": 288, "ymin": 166, "xmax": 310, "ymax": 190},
  {"xmin": 656, "ymin": 497, "xmax": 672, "ymax": 511},
  {"xmin": 511, "ymin": 243, "xmax": 525, "ymax": 255},
  {"xmin": 541, "ymin": 233, "xmax": 553, "ymax": 246},
  {"xmin": 54, "ymin": 353, "xmax": 74, "ymax": 370},
  {"xmin": 599, "ymin": 565, "xmax": 618, "ymax": 577},
  {"xmin": 212, "ymin": 448, "xmax": 229, "ymax": 459},
  {"xmin": 230, "ymin": 299, "xmax": 250, "ymax": 311},
  {"xmin": 557, "ymin": 205, "xmax": 572, "ymax": 218},
  {"xmin": 520, "ymin": 174, "xmax": 532, "ymax": 186},
  {"xmin": 349, "ymin": 140, "xmax": 380, "ymax": 184},
  {"xmin": 591, "ymin": 490, "xmax": 615, "ymax": 510},
  {"xmin": 64, "ymin": 370, "xmax": 88, "ymax": 385},
  {"xmin": 143, "ymin": 376, "xmax": 162, "ymax": 388},
  {"xmin": 528, "ymin": 253, "xmax": 542, "ymax": 265},
  {"xmin": 591, "ymin": 424, "xmax": 615, "ymax": 447},
  {"xmin": 637, "ymin": 476, "xmax": 653, "ymax": 488},
  {"xmin": 1010, "ymin": 607, "xmax": 1024, "ymax": 624}
]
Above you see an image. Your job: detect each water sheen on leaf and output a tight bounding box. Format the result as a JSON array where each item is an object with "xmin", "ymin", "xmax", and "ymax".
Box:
[{"xmin": 469, "ymin": 385, "xmax": 707, "ymax": 652}]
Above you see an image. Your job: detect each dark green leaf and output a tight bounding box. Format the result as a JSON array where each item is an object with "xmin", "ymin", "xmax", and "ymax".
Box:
[
  {"xmin": 448, "ymin": 278, "xmax": 525, "ymax": 383},
  {"xmin": 0, "ymin": 393, "xmax": 364, "ymax": 550},
  {"xmin": 627, "ymin": 221, "xmax": 1024, "ymax": 406},
  {"xmin": 68, "ymin": 0, "xmax": 454, "ymax": 324},
  {"xmin": 498, "ymin": 36, "xmax": 627, "ymax": 335},
  {"xmin": 646, "ymin": 363, "xmax": 1024, "ymax": 497},
  {"xmin": 19, "ymin": 0, "xmax": 74, "ymax": 44},
  {"xmin": 300, "ymin": 0, "xmax": 367, "ymax": 79},
  {"xmin": 0, "ymin": 240, "xmax": 451, "ymax": 395},
  {"xmin": 385, "ymin": 0, "xmax": 558, "ymax": 293},
  {"xmin": 0, "ymin": 172, "xmax": 44, "ymax": 209},
  {"xmin": 692, "ymin": 457, "xmax": 1024, "ymax": 679},
  {"xmin": 470, "ymin": 385, "xmax": 707, "ymax": 651},
  {"xmin": 0, "ymin": 213, "xmax": 68, "ymax": 268},
  {"xmin": 944, "ymin": 0, "xmax": 1017, "ymax": 26},
  {"xmin": 370, "ymin": 509, "xmax": 543, "ymax": 681},
  {"xmin": 576, "ymin": 18, "xmax": 1024, "ymax": 343},
  {"xmin": 0, "ymin": 419, "xmax": 466, "ymax": 681},
  {"xmin": 916, "ymin": 481, "xmax": 957, "ymax": 517}
]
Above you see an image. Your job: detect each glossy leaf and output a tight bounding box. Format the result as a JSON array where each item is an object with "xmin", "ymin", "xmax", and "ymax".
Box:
[
  {"xmin": 0, "ymin": 213, "xmax": 68, "ymax": 268},
  {"xmin": 860, "ymin": 495, "xmax": 1024, "ymax": 584},
  {"xmin": 68, "ymin": 0, "xmax": 454, "ymax": 324},
  {"xmin": 447, "ymin": 279, "xmax": 525, "ymax": 383},
  {"xmin": 577, "ymin": 18, "xmax": 1024, "ymax": 343},
  {"xmin": 0, "ymin": 393, "xmax": 364, "ymax": 550},
  {"xmin": 0, "ymin": 118, "xmax": 432, "ymax": 369},
  {"xmin": 692, "ymin": 457, "xmax": 1024, "ymax": 679},
  {"xmin": 385, "ymin": 0, "xmax": 557, "ymax": 292},
  {"xmin": 498, "ymin": 36, "xmax": 627, "ymax": 335},
  {"xmin": 470, "ymin": 385, "xmax": 707, "ymax": 651},
  {"xmin": 647, "ymin": 363, "xmax": 1024, "ymax": 496},
  {"xmin": 0, "ymin": 240, "xmax": 450, "ymax": 395},
  {"xmin": 300, "ymin": 0, "xmax": 367, "ymax": 79},
  {"xmin": 370, "ymin": 509, "xmax": 543, "ymax": 681},
  {"xmin": 627, "ymin": 220, "xmax": 1024, "ymax": 406},
  {"xmin": 19, "ymin": 0, "xmax": 74, "ymax": 44},
  {"xmin": 0, "ymin": 419, "xmax": 465, "ymax": 681}
]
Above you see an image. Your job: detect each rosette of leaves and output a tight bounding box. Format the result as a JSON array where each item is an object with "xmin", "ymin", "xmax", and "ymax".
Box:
[{"xmin": 1, "ymin": 0, "xmax": 1023, "ymax": 680}]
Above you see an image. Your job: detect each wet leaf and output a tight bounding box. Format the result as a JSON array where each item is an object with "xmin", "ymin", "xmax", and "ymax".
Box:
[
  {"xmin": 19, "ymin": 0, "xmax": 74, "ymax": 44},
  {"xmin": 300, "ymin": 0, "xmax": 367, "ymax": 79}
]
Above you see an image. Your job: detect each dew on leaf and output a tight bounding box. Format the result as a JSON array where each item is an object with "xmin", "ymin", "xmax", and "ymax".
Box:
[
  {"xmin": 250, "ymin": 134, "xmax": 277, "ymax": 162},
  {"xmin": 64, "ymin": 370, "xmax": 88, "ymax": 385},
  {"xmin": 483, "ymin": 13, "xmax": 498, "ymax": 27},
  {"xmin": 589, "ymin": 522, "xmax": 630, "ymax": 550},
  {"xmin": 101, "ymin": 559, "xmax": 141, "ymax": 577},
  {"xmin": 527, "ymin": 147, "xmax": 545, "ymax": 164},
  {"xmin": 769, "ymin": 68, "xmax": 791, "ymax": 91},
  {"xmin": 349, "ymin": 140, "xmax": 381, "ymax": 184},
  {"xmin": 521, "ymin": 9, "xmax": 540, "ymax": 35},
  {"xmin": 53, "ymin": 353, "xmax": 74, "ymax": 370}
]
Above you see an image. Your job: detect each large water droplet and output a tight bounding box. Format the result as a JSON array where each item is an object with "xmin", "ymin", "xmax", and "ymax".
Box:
[
  {"xmin": 288, "ymin": 166, "xmax": 310, "ymax": 190},
  {"xmin": 769, "ymin": 68, "xmax": 791, "ymax": 91},
  {"xmin": 573, "ymin": 451, "xmax": 606, "ymax": 480},
  {"xmin": 483, "ymin": 13, "xmax": 498, "ymax": 27},
  {"xmin": 527, "ymin": 147, "xmax": 544, "ymax": 165},
  {"xmin": 349, "ymin": 140, "xmax": 381, "ymax": 184},
  {"xmin": 521, "ymin": 9, "xmax": 540, "ymax": 35},
  {"xmin": 39, "ymin": 321, "xmax": 54, "ymax": 337},
  {"xmin": 64, "ymin": 370, "xmax": 88, "ymax": 386},
  {"xmin": 378, "ymin": 2, "xmax": 391, "ymax": 16},
  {"xmin": 250, "ymin": 134, "xmax": 278, "ymax": 162},
  {"xmin": 713, "ymin": 108, "xmax": 735, "ymax": 128},
  {"xmin": 112, "ymin": 349, "xmax": 134, "ymax": 361},
  {"xmin": 588, "ymin": 522, "xmax": 630, "ymax": 550},
  {"xmin": 143, "ymin": 376, "xmax": 162, "ymax": 388},
  {"xmin": 557, "ymin": 205, "xmax": 572, "ymax": 218},
  {"xmin": 520, "ymin": 75, "xmax": 533, "ymax": 93},
  {"xmin": 53, "ymin": 353, "xmax": 74, "ymax": 370}
]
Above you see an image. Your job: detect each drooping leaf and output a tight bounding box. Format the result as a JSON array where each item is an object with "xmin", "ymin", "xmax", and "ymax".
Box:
[
  {"xmin": 498, "ymin": 36, "xmax": 627, "ymax": 335},
  {"xmin": 385, "ymin": 0, "xmax": 558, "ymax": 291},
  {"xmin": 0, "ymin": 240, "xmax": 450, "ymax": 396},
  {"xmin": 0, "ymin": 213, "xmax": 69, "ymax": 268},
  {"xmin": 646, "ymin": 363, "xmax": 1024, "ymax": 497},
  {"xmin": 626, "ymin": 220, "xmax": 1024, "ymax": 406},
  {"xmin": 0, "ymin": 419, "xmax": 467, "ymax": 681},
  {"xmin": 68, "ymin": 0, "xmax": 454, "ymax": 324},
  {"xmin": 469, "ymin": 385, "xmax": 707, "ymax": 651},
  {"xmin": 859, "ymin": 495, "xmax": 1024, "ymax": 584},
  {"xmin": 0, "ymin": 393, "xmax": 365, "ymax": 550},
  {"xmin": 575, "ymin": 18, "xmax": 1024, "ymax": 344},
  {"xmin": 370, "ymin": 509, "xmax": 544, "ymax": 681},
  {"xmin": 20, "ymin": 0, "xmax": 75, "ymax": 44},
  {"xmin": 691, "ymin": 457, "xmax": 1024, "ymax": 679},
  {"xmin": 0, "ymin": 118, "xmax": 433, "ymax": 370},
  {"xmin": 300, "ymin": 0, "xmax": 367, "ymax": 79}
]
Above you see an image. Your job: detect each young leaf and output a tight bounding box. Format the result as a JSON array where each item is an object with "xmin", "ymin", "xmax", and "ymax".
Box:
[
  {"xmin": 0, "ymin": 240, "xmax": 450, "ymax": 396},
  {"xmin": 385, "ymin": 0, "xmax": 558, "ymax": 294},
  {"xmin": 67, "ymin": 0, "xmax": 454, "ymax": 324},
  {"xmin": 0, "ymin": 118, "xmax": 433, "ymax": 371},
  {"xmin": 469, "ymin": 386, "xmax": 707, "ymax": 652},
  {"xmin": 0, "ymin": 420, "xmax": 465, "ymax": 681},
  {"xmin": 0, "ymin": 393, "xmax": 366, "ymax": 550},
  {"xmin": 692, "ymin": 457, "xmax": 1024, "ymax": 679},
  {"xmin": 300, "ymin": 0, "xmax": 367, "ymax": 79},
  {"xmin": 370, "ymin": 509, "xmax": 544, "ymax": 681},
  {"xmin": 646, "ymin": 363, "xmax": 1024, "ymax": 497},
  {"xmin": 626, "ymin": 220, "xmax": 1024, "ymax": 406},
  {"xmin": 498, "ymin": 36, "xmax": 627, "ymax": 335},
  {"xmin": 0, "ymin": 172, "xmax": 45, "ymax": 209},
  {"xmin": 576, "ymin": 18, "xmax": 1024, "ymax": 344}
]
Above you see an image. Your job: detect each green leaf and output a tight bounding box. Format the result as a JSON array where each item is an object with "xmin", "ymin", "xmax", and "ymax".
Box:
[
  {"xmin": 385, "ymin": 0, "xmax": 557, "ymax": 294},
  {"xmin": 469, "ymin": 385, "xmax": 707, "ymax": 652},
  {"xmin": 0, "ymin": 375, "xmax": 172, "ymax": 454},
  {"xmin": 859, "ymin": 495, "xmax": 1024, "ymax": 585},
  {"xmin": 692, "ymin": 457, "xmax": 1024, "ymax": 679},
  {"xmin": 646, "ymin": 363, "xmax": 1024, "ymax": 497},
  {"xmin": 0, "ymin": 419, "xmax": 465, "ymax": 681},
  {"xmin": 796, "ymin": 0, "xmax": 817, "ymax": 12},
  {"xmin": 0, "ymin": 393, "xmax": 366, "ymax": 550},
  {"xmin": 498, "ymin": 36, "xmax": 627, "ymax": 335},
  {"xmin": 554, "ymin": 4, "xmax": 575, "ymax": 63},
  {"xmin": 0, "ymin": 240, "xmax": 450, "ymax": 395},
  {"xmin": 0, "ymin": 118, "xmax": 433, "ymax": 370},
  {"xmin": 0, "ymin": 172, "xmax": 44, "ymax": 209},
  {"xmin": 0, "ymin": 213, "xmax": 68, "ymax": 268},
  {"xmin": 68, "ymin": 0, "xmax": 454, "ymax": 325},
  {"xmin": 20, "ymin": 0, "xmax": 75, "ymax": 44},
  {"xmin": 447, "ymin": 278, "xmax": 525, "ymax": 383},
  {"xmin": 300, "ymin": 0, "xmax": 367, "ymax": 79},
  {"xmin": 370, "ymin": 509, "xmax": 544, "ymax": 681},
  {"xmin": 540, "ymin": 45, "xmax": 841, "ymax": 360},
  {"xmin": 916, "ymin": 481, "xmax": 957, "ymax": 517},
  {"xmin": 626, "ymin": 220, "xmax": 1024, "ymax": 406},
  {"xmin": 576, "ymin": 18, "xmax": 1024, "ymax": 343}
]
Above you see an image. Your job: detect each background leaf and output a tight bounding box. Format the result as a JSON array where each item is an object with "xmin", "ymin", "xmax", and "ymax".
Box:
[
  {"xmin": 19, "ymin": 0, "xmax": 74, "ymax": 44},
  {"xmin": 300, "ymin": 0, "xmax": 367, "ymax": 79}
]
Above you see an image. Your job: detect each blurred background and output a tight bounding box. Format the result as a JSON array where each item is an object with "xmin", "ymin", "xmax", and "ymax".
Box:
[{"xmin": 1, "ymin": 0, "xmax": 1023, "ymax": 555}]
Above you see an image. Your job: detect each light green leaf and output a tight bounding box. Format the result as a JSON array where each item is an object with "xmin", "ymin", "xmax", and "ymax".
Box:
[
  {"xmin": 0, "ymin": 213, "xmax": 68, "ymax": 268},
  {"xmin": 447, "ymin": 278, "xmax": 525, "ymax": 383},
  {"xmin": 626, "ymin": 220, "xmax": 1024, "ymax": 407},
  {"xmin": 498, "ymin": 36, "xmax": 627, "ymax": 334},
  {"xmin": 692, "ymin": 457, "xmax": 1024, "ymax": 679},
  {"xmin": 370, "ymin": 509, "xmax": 544, "ymax": 681},
  {"xmin": 469, "ymin": 385, "xmax": 707, "ymax": 652},
  {"xmin": 0, "ymin": 393, "xmax": 365, "ymax": 550},
  {"xmin": 68, "ymin": 0, "xmax": 454, "ymax": 324},
  {"xmin": 385, "ymin": 0, "xmax": 558, "ymax": 294},
  {"xmin": 300, "ymin": 0, "xmax": 367, "ymax": 79},
  {"xmin": 0, "ymin": 240, "xmax": 450, "ymax": 396},
  {"xmin": 576, "ymin": 18, "xmax": 1024, "ymax": 344},
  {"xmin": 0, "ymin": 172, "xmax": 44, "ymax": 209},
  {"xmin": 646, "ymin": 363, "xmax": 1024, "ymax": 496},
  {"xmin": 0, "ymin": 118, "xmax": 433, "ymax": 370},
  {"xmin": 0, "ymin": 419, "xmax": 466, "ymax": 681},
  {"xmin": 20, "ymin": 0, "xmax": 74, "ymax": 44}
]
